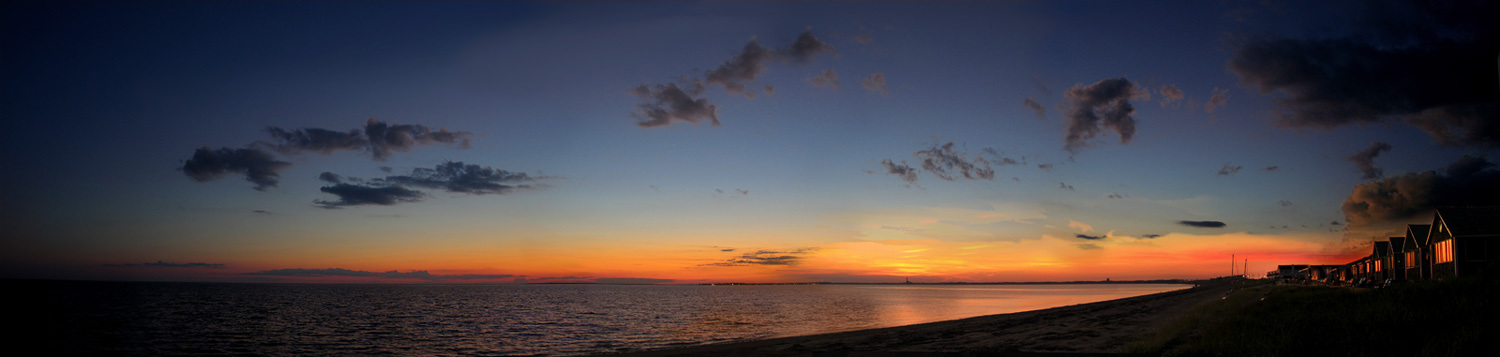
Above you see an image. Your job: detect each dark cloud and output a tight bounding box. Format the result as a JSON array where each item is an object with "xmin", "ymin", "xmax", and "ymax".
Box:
[
  {"xmin": 594, "ymin": 278, "xmax": 675, "ymax": 285},
  {"xmin": 915, "ymin": 142, "xmax": 995, "ymax": 181},
  {"xmin": 1023, "ymin": 97, "xmax": 1047, "ymax": 119},
  {"xmin": 1179, "ymin": 220, "xmax": 1227, "ymax": 228},
  {"xmin": 180, "ymin": 147, "xmax": 292, "ymax": 191},
  {"xmin": 1062, "ymin": 78, "xmax": 1144, "ymax": 153},
  {"xmin": 781, "ymin": 30, "xmax": 837, "ymax": 63},
  {"xmin": 264, "ymin": 127, "xmax": 364, "ymax": 155},
  {"xmin": 1204, "ymin": 88, "xmax": 1230, "ymax": 113},
  {"xmin": 105, "ymin": 260, "xmax": 226, "ymax": 269},
  {"xmin": 808, "ymin": 68, "xmax": 840, "ymax": 89},
  {"xmin": 1059, "ymin": 182, "xmax": 1075, "ymax": 191},
  {"xmin": 316, "ymin": 161, "xmax": 538, "ymax": 208},
  {"xmin": 318, "ymin": 172, "xmax": 343, "ymax": 183},
  {"xmin": 1331, "ymin": 220, "xmax": 1343, "ymax": 226},
  {"xmin": 245, "ymin": 268, "xmax": 513, "ymax": 281},
  {"xmin": 362, "ymin": 118, "xmax": 472, "ymax": 161},
  {"xmin": 734, "ymin": 189, "xmax": 749, "ymax": 195},
  {"xmin": 252, "ymin": 210, "xmax": 271, "ymax": 214},
  {"xmin": 1038, "ymin": 163, "xmax": 1054, "ymax": 171},
  {"xmin": 1217, "ymin": 164, "xmax": 1243, "ymax": 176},
  {"xmin": 1075, "ymin": 233, "xmax": 1104, "ymax": 240},
  {"xmin": 1227, "ymin": 1, "xmax": 1500, "ymax": 147},
  {"xmin": 1158, "ymin": 84, "xmax": 1185, "ymax": 108},
  {"xmin": 1141, "ymin": 234, "xmax": 1162, "ymax": 239},
  {"xmin": 1279, "ymin": 200, "xmax": 1293, "ymax": 207},
  {"xmin": 1108, "ymin": 193, "xmax": 1124, "ymax": 199},
  {"xmin": 386, "ymin": 161, "xmax": 533, "ymax": 195},
  {"xmin": 720, "ymin": 248, "xmax": 736, "ymax": 252},
  {"xmin": 265, "ymin": 118, "xmax": 472, "ymax": 161},
  {"xmin": 630, "ymin": 82, "xmax": 720, "ymax": 128},
  {"xmin": 1347, "ymin": 141, "xmax": 1393, "ymax": 179},
  {"xmin": 703, "ymin": 249, "xmax": 814, "ymax": 267},
  {"xmin": 704, "ymin": 40, "xmax": 774, "ymax": 97},
  {"xmin": 861, "ymin": 73, "xmax": 889, "ymax": 96},
  {"xmin": 315, "ymin": 183, "xmax": 425, "ymax": 208},
  {"xmin": 1077, "ymin": 243, "xmax": 1102, "ymax": 250},
  {"xmin": 1342, "ymin": 155, "xmax": 1500, "ymax": 226},
  {"xmin": 1264, "ymin": 166, "xmax": 1280, "ymax": 172}
]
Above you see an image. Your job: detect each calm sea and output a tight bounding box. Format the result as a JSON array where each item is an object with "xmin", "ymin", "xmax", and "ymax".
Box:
[{"xmin": 16, "ymin": 280, "xmax": 1187, "ymax": 356}]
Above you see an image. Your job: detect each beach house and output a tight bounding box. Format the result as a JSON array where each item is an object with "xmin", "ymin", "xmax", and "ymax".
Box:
[
  {"xmin": 1388, "ymin": 237, "xmax": 1407, "ymax": 281},
  {"xmin": 1426, "ymin": 207, "xmax": 1500, "ymax": 279},
  {"xmin": 1371, "ymin": 241, "xmax": 1390, "ymax": 281},
  {"xmin": 1403, "ymin": 224, "xmax": 1432, "ymax": 280}
]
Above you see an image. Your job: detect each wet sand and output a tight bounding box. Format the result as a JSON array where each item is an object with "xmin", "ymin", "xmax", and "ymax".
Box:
[{"xmin": 615, "ymin": 280, "xmax": 1233, "ymax": 356}]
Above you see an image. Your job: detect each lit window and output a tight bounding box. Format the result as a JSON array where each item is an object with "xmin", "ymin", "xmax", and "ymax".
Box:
[{"xmin": 1436, "ymin": 240, "xmax": 1453, "ymax": 264}]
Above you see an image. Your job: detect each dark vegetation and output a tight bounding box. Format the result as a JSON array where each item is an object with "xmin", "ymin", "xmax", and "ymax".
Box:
[{"xmin": 1129, "ymin": 278, "xmax": 1500, "ymax": 356}]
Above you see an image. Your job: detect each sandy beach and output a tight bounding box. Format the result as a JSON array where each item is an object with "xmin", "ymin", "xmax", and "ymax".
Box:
[{"xmin": 617, "ymin": 280, "xmax": 1234, "ymax": 356}]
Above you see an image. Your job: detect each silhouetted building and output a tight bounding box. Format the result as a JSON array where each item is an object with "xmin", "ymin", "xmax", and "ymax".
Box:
[
  {"xmin": 1426, "ymin": 207, "xmax": 1500, "ymax": 279},
  {"xmin": 1403, "ymin": 224, "xmax": 1433, "ymax": 280}
]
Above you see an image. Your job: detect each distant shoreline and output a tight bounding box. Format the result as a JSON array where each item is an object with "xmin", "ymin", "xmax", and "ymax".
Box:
[{"xmin": 611, "ymin": 279, "xmax": 1231, "ymax": 355}]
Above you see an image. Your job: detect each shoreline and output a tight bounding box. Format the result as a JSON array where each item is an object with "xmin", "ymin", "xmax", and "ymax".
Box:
[{"xmin": 612, "ymin": 279, "xmax": 1234, "ymax": 356}]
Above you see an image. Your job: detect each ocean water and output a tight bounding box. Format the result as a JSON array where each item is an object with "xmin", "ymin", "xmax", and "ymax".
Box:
[{"xmin": 17, "ymin": 280, "xmax": 1188, "ymax": 356}]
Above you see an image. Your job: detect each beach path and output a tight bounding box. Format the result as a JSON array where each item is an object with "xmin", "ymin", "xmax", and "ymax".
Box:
[{"xmin": 615, "ymin": 280, "xmax": 1234, "ymax": 356}]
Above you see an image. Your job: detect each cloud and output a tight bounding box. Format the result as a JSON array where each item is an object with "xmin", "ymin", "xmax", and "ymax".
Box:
[
  {"xmin": 315, "ymin": 183, "xmax": 425, "ymax": 208},
  {"xmin": 861, "ymin": 73, "xmax": 889, "ymax": 96},
  {"xmin": 1023, "ymin": 97, "xmax": 1047, "ymax": 119},
  {"xmin": 734, "ymin": 189, "xmax": 749, "ymax": 195},
  {"xmin": 1077, "ymin": 243, "xmax": 1102, "ymax": 250},
  {"xmin": 1179, "ymin": 220, "xmax": 1227, "ymax": 228},
  {"xmin": 915, "ymin": 142, "xmax": 994, "ymax": 181},
  {"xmin": 853, "ymin": 34, "xmax": 873, "ymax": 44},
  {"xmin": 386, "ymin": 161, "xmax": 534, "ymax": 195},
  {"xmin": 878, "ymin": 159, "xmax": 919, "ymax": 184},
  {"xmin": 105, "ymin": 260, "xmax": 226, "ymax": 268},
  {"xmin": 180, "ymin": 147, "xmax": 292, "ymax": 191},
  {"xmin": 781, "ymin": 30, "xmax": 837, "ymax": 63},
  {"xmin": 245, "ymin": 268, "xmax": 514, "ymax": 281},
  {"xmin": 1108, "ymin": 193, "xmax": 1125, "ymax": 199},
  {"xmin": 1217, "ymin": 164, "xmax": 1243, "ymax": 176},
  {"xmin": 703, "ymin": 249, "xmax": 815, "ymax": 266},
  {"xmin": 1346, "ymin": 141, "xmax": 1392, "ymax": 179},
  {"xmin": 594, "ymin": 278, "xmax": 675, "ymax": 285},
  {"xmin": 252, "ymin": 210, "xmax": 271, "ymax": 214},
  {"xmin": 699, "ymin": 30, "xmax": 835, "ymax": 98},
  {"xmin": 1059, "ymin": 182, "xmax": 1075, "ymax": 191},
  {"xmin": 1037, "ymin": 163, "xmax": 1054, "ymax": 171},
  {"xmin": 1227, "ymin": 1, "xmax": 1500, "ymax": 147},
  {"xmin": 266, "ymin": 118, "xmax": 473, "ymax": 161},
  {"xmin": 316, "ymin": 161, "xmax": 538, "ymax": 208},
  {"xmin": 1062, "ymin": 78, "xmax": 1144, "ymax": 153},
  {"xmin": 1264, "ymin": 166, "xmax": 1280, "ymax": 172},
  {"xmin": 1068, "ymin": 220, "xmax": 1094, "ymax": 232},
  {"xmin": 763, "ymin": 85, "xmax": 775, "ymax": 96},
  {"xmin": 808, "ymin": 68, "xmax": 840, "ymax": 89},
  {"xmin": 1342, "ymin": 155, "xmax": 1500, "ymax": 227},
  {"xmin": 1158, "ymin": 84, "xmax": 1185, "ymax": 108},
  {"xmin": 1279, "ymin": 200, "xmax": 1293, "ymax": 207},
  {"xmin": 1204, "ymin": 87, "xmax": 1230, "ymax": 113},
  {"xmin": 1075, "ymin": 234, "xmax": 1104, "ymax": 240},
  {"xmin": 629, "ymin": 82, "xmax": 720, "ymax": 128},
  {"xmin": 1140, "ymin": 234, "xmax": 1162, "ymax": 239},
  {"xmin": 704, "ymin": 40, "xmax": 774, "ymax": 97}
]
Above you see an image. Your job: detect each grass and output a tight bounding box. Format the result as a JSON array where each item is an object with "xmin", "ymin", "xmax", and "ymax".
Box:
[{"xmin": 1127, "ymin": 279, "xmax": 1500, "ymax": 356}]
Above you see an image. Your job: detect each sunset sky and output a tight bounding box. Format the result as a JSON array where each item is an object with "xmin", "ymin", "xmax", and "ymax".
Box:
[{"xmin": 2, "ymin": 1, "xmax": 1497, "ymax": 284}]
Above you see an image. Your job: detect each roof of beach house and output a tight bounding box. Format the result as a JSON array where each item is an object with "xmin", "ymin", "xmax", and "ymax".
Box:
[
  {"xmin": 1433, "ymin": 207, "xmax": 1500, "ymax": 238},
  {"xmin": 1406, "ymin": 224, "xmax": 1433, "ymax": 249}
]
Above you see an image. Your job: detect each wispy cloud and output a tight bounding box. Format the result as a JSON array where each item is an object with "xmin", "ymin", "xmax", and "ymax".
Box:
[
  {"xmin": 267, "ymin": 118, "xmax": 473, "ymax": 161},
  {"xmin": 1158, "ymin": 84, "xmax": 1184, "ymax": 108},
  {"xmin": 245, "ymin": 268, "xmax": 514, "ymax": 281},
  {"xmin": 630, "ymin": 81, "xmax": 720, "ymax": 128},
  {"xmin": 1203, "ymin": 87, "xmax": 1230, "ymax": 113},
  {"xmin": 1217, "ymin": 164, "xmax": 1243, "ymax": 176},
  {"xmin": 105, "ymin": 260, "xmax": 226, "ymax": 269},
  {"xmin": 702, "ymin": 249, "xmax": 816, "ymax": 267},
  {"xmin": 316, "ymin": 161, "xmax": 540, "ymax": 208},
  {"xmin": 1346, "ymin": 141, "xmax": 1392, "ymax": 179},
  {"xmin": 808, "ymin": 68, "xmax": 840, "ymax": 89},
  {"xmin": 861, "ymin": 73, "xmax": 888, "ymax": 95},
  {"xmin": 1023, "ymin": 97, "xmax": 1047, "ymax": 119}
]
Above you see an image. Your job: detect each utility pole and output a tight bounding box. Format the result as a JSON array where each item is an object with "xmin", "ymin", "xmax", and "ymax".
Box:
[{"xmin": 1231, "ymin": 254, "xmax": 1235, "ymax": 277}]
